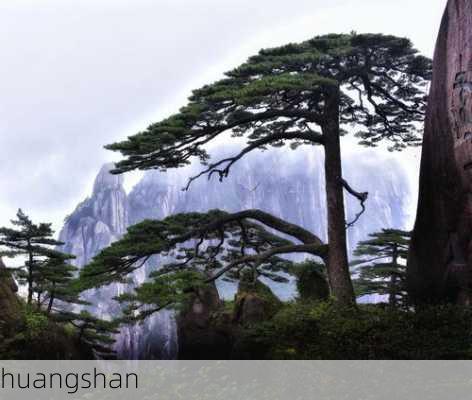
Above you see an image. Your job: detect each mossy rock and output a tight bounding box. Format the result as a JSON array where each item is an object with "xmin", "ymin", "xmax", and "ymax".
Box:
[
  {"xmin": 0, "ymin": 260, "xmax": 93, "ymax": 360},
  {"xmin": 177, "ymin": 282, "xmax": 233, "ymax": 359},
  {"xmin": 293, "ymin": 260, "xmax": 329, "ymax": 302},
  {"xmin": 233, "ymin": 275, "xmax": 283, "ymax": 326}
]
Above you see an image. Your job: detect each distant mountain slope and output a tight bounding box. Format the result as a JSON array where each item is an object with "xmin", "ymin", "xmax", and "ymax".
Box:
[{"xmin": 58, "ymin": 146, "xmax": 411, "ymax": 359}]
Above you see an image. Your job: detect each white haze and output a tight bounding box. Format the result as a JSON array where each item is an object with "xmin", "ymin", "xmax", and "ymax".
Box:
[{"xmin": 0, "ymin": 0, "xmax": 445, "ymax": 233}]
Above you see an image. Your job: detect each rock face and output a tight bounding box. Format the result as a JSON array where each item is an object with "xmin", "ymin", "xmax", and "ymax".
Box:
[
  {"xmin": 176, "ymin": 283, "xmax": 233, "ymax": 359},
  {"xmin": 59, "ymin": 146, "xmax": 411, "ymax": 359},
  {"xmin": 60, "ymin": 163, "xmax": 128, "ymax": 267},
  {"xmin": 0, "ymin": 259, "xmax": 20, "ymax": 336},
  {"xmin": 409, "ymin": 0, "xmax": 472, "ymax": 304},
  {"xmin": 177, "ymin": 278, "xmax": 283, "ymax": 359},
  {"xmin": 59, "ymin": 164, "xmax": 178, "ymax": 359},
  {"xmin": 233, "ymin": 277, "xmax": 282, "ymax": 326},
  {"xmin": 59, "ymin": 163, "xmax": 130, "ymax": 319}
]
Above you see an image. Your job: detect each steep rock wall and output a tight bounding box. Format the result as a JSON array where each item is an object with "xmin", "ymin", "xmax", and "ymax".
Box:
[{"xmin": 409, "ymin": 0, "xmax": 472, "ymax": 304}]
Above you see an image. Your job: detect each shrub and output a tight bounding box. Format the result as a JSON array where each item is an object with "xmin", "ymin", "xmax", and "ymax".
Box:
[
  {"xmin": 236, "ymin": 301, "xmax": 472, "ymax": 359},
  {"xmin": 24, "ymin": 309, "xmax": 49, "ymax": 339}
]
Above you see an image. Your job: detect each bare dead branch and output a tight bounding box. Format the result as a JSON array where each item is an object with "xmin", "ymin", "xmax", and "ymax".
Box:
[
  {"xmin": 341, "ymin": 178, "xmax": 368, "ymax": 228},
  {"xmin": 183, "ymin": 131, "xmax": 324, "ymax": 191}
]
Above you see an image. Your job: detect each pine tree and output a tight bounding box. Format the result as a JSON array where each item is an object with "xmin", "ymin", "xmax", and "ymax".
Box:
[
  {"xmin": 0, "ymin": 209, "xmax": 66, "ymax": 305},
  {"xmin": 0, "ymin": 211, "xmax": 119, "ymax": 357},
  {"xmin": 106, "ymin": 33, "xmax": 431, "ymax": 305},
  {"xmin": 78, "ymin": 210, "xmax": 321, "ymax": 320},
  {"xmin": 351, "ymin": 229, "xmax": 410, "ymax": 308},
  {"xmin": 35, "ymin": 253, "xmax": 84, "ymax": 314}
]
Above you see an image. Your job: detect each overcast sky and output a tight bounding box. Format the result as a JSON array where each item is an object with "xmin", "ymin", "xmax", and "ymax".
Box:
[{"xmin": 0, "ymin": 0, "xmax": 446, "ymax": 233}]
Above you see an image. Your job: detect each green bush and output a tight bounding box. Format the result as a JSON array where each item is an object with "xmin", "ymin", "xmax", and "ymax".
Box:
[
  {"xmin": 24, "ymin": 309, "xmax": 49, "ymax": 339},
  {"xmin": 236, "ymin": 301, "xmax": 472, "ymax": 359},
  {"xmin": 0, "ymin": 304, "xmax": 93, "ymax": 360},
  {"xmin": 293, "ymin": 261, "xmax": 329, "ymax": 302}
]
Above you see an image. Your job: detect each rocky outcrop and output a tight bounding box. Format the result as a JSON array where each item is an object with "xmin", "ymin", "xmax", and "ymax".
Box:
[
  {"xmin": 409, "ymin": 0, "xmax": 472, "ymax": 304},
  {"xmin": 0, "ymin": 259, "xmax": 93, "ymax": 359},
  {"xmin": 177, "ymin": 283, "xmax": 232, "ymax": 359},
  {"xmin": 230, "ymin": 278, "xmax": 283, "ymax": 359},
  {"xmin": 177, "ymin": 277, "xmax": 283, "ymax": 359},
  {"xmin": 60, "ymin": 163, "xmax": 128, "ymax": 267},
  {"xmin": 0, "ymin": 259, "xmax": 20, "ymax": 336},
  {"xmin": 233, "ymin": 274, "xmax": 282, "ymax": 326}
]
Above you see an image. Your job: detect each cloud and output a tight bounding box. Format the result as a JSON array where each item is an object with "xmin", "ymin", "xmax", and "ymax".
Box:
[{"xmin": 0, "ymin": 0, "xmax": 444, "ymax": 231}]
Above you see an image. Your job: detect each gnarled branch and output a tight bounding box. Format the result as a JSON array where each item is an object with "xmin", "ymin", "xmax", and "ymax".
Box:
[
  {"xmin": 341, "ymin": 178, "xmax": 368, "ymax": 228},
  {"xmin": 205, "ymin": 243, "xmax": 325, "ymax": 283},
  {"xmin": 183, "ymin": 130, "xmax": 324, "ymax": 190}
]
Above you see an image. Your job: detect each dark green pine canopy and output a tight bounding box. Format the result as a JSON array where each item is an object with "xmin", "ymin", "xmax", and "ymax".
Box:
[
  {"xmin": 36, "ymin": 252, "xmax": 87, "ymax": 314},
  {"xmin": 53, "ymin": 310, "xmax": 119, "ymax": 359},
  {"xmin": 97, "ymin": 32, "xmax": 431, "ymax": 308},
  {"xmin": 0, "ymin": 209, "xmax": 72, "ymax": 305},
  {"xmin": 107, "ymin": 33, "xmax": 431, "ymax": 176},
  {"xmin": 78, "ymin": 209, "xmax": 327, "ymax": 319},
  {"xmin": 79, "ymin": 209, "xmax": 326, "ymax": 288}
]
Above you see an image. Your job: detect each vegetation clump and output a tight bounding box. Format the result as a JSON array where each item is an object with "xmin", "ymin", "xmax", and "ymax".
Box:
[
  {"xmin": 232, "ymin": 301, "xmax": 472, "ymax": 359},
  {"xmin": 0, "ymin": 211, "xmax": 116, "ymax": 359}
]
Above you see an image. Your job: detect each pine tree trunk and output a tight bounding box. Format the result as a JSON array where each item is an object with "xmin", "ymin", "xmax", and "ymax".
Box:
[
  {"xmin": 388, "ymin": 275, "xmax": 398, "ymax": 308},
  {"xmin": 27, "ymin": 242, "xmax": 33, "ymax": 305},
  {"xmin": 47, "ymin": 285, "xmax": 55, "ymax": 314},
  {"xmin": 322, "ymin": 89, "xmax": 356, "ymax": 306},
  {"xmin": 389, "ymin": 245, "xmax": 399, "ymax": 308}
]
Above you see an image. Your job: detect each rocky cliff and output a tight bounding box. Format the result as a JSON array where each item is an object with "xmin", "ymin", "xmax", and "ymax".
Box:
[
  {"xmin": 59, "ymin": 164, "xmax": 178, "ymax": 359},
  {"xmin": 59, "ymin": 163, "xmax": 128, "ymax": 267},
  {"xmin": 409, "ymin": 0, "xmax": 472, "ymax": 304},
  {"xmin": 59, "ymin": 146, "xmax": 411, "ymax": 359}
]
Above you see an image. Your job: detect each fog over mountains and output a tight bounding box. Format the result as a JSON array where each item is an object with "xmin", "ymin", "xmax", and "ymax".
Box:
[{"xmin": 58, "ymin": 146, "xmax": 410, "ymax": 359}]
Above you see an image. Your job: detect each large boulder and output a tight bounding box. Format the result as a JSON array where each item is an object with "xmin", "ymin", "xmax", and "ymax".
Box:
[
  {"xmin": 233, "ymin": 278, "xmax": 282, "ymax": 326},
  {"xmin": 177, "ymin": 283, "xmax": 232, "ymax": 359},
  {"xmin": 230, "ymin": 276, "xmax": 283, "ymax": 359},
  {"xmin": 177, "ymin": 275, "xmax": 283, "ymax": 359},
  {"xmin": 409, "ymin": 0, "xmax": 472, "ymax": 304}
]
